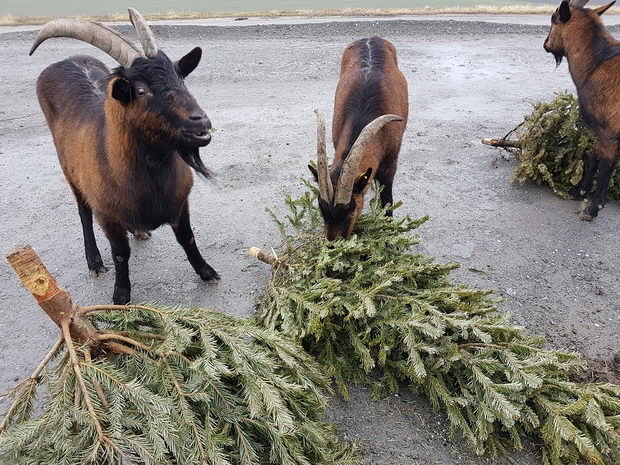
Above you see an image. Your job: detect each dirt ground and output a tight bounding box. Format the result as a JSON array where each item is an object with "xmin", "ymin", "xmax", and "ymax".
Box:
[{"xmin": 1, "ymin": 17, "xmax": 619, "ymax": 465}]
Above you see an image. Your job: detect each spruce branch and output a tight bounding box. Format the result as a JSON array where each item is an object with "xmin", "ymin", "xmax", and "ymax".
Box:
[
  {"xmin": 1, "ymin": 246, "xmax": 357, "ymax": 465},
  {"xmin": 0, "ymin": 337, "xmax": 63, "ymax": 432}
]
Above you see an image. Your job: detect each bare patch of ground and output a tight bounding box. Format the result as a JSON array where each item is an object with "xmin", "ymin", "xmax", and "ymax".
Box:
[{"xmin": 1, "ymin": 18, "xmax": 619, "ymax": 465}]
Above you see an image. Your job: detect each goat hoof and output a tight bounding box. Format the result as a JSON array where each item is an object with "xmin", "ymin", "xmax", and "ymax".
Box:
[
  {"xmin": 132, "ymin": 230, "xmax": 151, "ymax": 240},
  {"xmin": 198, "ymin": 264, "xmax": 220, "ymax": 283},
  {"xmin": 568, "ymin": 185, "xmax": 585, "ymax": 200},
  {"xmin": 580, "ymin": 202, "xmax": 602, "ymax": 221},
  {"xmin": 113, "ymin": 288, "xmax": 131, "ymax": 305},
  {"xmin": 89, "ymin": 263, "xmax": 109, "ymax": 277}
]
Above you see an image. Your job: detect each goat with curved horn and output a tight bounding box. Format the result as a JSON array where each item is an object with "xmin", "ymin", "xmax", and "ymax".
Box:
[
  {"xmin": 128, "ymin": 7, "xmax": 159, "ymax": 58},
  {"xmin": 29, "ymin": 18, "xmax": 143, "ymax": 67},
  {"xmin": 31, "ymin": 7, "xmax": 217, "ymax": 304},
  {"xmin": 308, "ymin": 37, "xmax": 409, "ymax": 241}
]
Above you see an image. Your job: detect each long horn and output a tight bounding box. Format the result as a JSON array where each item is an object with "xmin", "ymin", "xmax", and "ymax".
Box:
[
  {"xmin": 334, "ymin": 114, "xmax": 403, "ymax": 206},
  {"xmin": 314, "ymin": 109, "xmax": 334, "ymax": 202},
  {"xmin": 128, "ymin": 8, "xmax": 159, "ymax": 58},
  {"xmin": 569, "ymin": 0, "xmax": 591, "ymax": 7},
  {"xmin": 29, "ymin": 19, "xmax": 143, "ymax": 67}
]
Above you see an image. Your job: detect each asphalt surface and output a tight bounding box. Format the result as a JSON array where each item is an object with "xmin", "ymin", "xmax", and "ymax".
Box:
[{"xmin": 0, "ymin": 16, "xmax": 619, "ymax": 465}]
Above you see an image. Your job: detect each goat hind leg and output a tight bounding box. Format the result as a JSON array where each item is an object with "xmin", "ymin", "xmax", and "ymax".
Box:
[
  {"xmin": 172, "ymin": 203, "xmax": 220, "ymax": 283},
  {"xmin": 569, "ymin": 153, "xmax": 598, "ymax": 200},
  {"xmin": 74, "ymin": 189, "xmax": 108, "ymax": 276},
  {"xmin": 580, "ymin": 139, "xmax": 618, "ymax": 221}
]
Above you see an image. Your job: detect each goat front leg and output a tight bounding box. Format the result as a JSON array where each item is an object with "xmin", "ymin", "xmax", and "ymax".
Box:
[
  {"xmin": 376, "ymin": 162, "xmax": 396, "ymax": 217},
  {"xmin": 73, "ymin": 188, "xmax": 108, "ymax": 276},
  {"xmin": 101, "ymin": 220, "xmax": 132, "ymax": 304},
  {"xmin": 172, "ymin": 202, "xmax": 220, "ymax": 283},
  {"xmin": 580, "ymin": 138, "xmax": 619, "ymax": 221}
]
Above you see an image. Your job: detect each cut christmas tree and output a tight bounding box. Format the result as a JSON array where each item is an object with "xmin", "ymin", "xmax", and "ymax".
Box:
[
  {"xmin": 0, "ymin": 246, "xmax": 356, "ymax": 465},
  {"xmin": 251, "ymin": 183, "xmax": 620, "ymax": 465},
  {"xmin": 482, "ymin": 92, "xmax": 620, "ymax": 200}
]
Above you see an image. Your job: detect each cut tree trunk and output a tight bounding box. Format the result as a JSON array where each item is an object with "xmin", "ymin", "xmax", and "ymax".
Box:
[
  {"xmin": 6, "ymin": 245, "xmax": 97, "ymax": 343},
  {"xmin": 481, "ymin": 138, "xmax": 521, "ymax": 149}
]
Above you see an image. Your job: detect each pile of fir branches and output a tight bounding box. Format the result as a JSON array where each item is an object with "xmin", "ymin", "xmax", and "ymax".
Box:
[
  {"xmin": 0, "ymin": 302, "xmax": 357, "ymax": 465},
  {"xmin": 488, "ymin": 92, "xmax": 620, "ymax": 200},
  {"xmin": 255, "ymin": 183, "xmax": 620, "ymax": 465}
]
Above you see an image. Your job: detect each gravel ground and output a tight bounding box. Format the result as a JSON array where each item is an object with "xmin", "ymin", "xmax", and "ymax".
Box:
[{"xmin": 0, "ymin": 17, "xmax": 619, "ymax": 465}]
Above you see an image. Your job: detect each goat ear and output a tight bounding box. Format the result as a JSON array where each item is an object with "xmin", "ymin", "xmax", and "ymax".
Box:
[
  {"xmin": 559, "ymin": 1, "xmax": 571, "ymax": 22},
  {"xmin": 353, "ymin": 168, "xmax": 373, "ymax": 193},
  {"xmin": 308, "ymin": 164, "xmax": 319, "ymax": 182},
  {"xmin": 111, "ymin": 77, "xmax": 132, "ymax": 104},
  {"xmin": 177, "ymin": 47, "xmax": 202, "ymax": 77},
  {"xmin": 594, "ymin": 1, "xmax": 615, "ymax": 16}
]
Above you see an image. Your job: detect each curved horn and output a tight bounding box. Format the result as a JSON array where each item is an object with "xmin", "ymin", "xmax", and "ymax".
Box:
[
  {"xmin": 314, "ymin": 109, "xmax": 334, "ymax": 202},
  {"xmin": 334, "ymin": 114, "xmax": 403, "ymax": 206},
  {"xmin": 128, "ymin": 8, "xmax": 159, "ymax": 58},
  {"xmin": 569, "ymin": 0, "xmax": 591, "ymax": 7},
  {"xmin": 29, "ymin": 18, "xmax": 143, "ymax": 68}
]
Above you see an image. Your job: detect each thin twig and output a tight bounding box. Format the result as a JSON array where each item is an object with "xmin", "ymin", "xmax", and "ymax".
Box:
[
  {"xmin": 109, "ymin": 330, "xmax": 166, "ymax": 341},
  {"xmin": 162, "ymin": 358, "xmax": 207, "ymax": 462},
  {"xmin": 84, "ymin": 349, "xmax": 110, "ymax": 409},
  {"xmin": 102, "ymin": 341, "xmax": 134, "ymax": 355},
  {"xmin": 61, "ymin": 322, "xmax": 106, "ymax": 441},
  {"xmin": 96, "ymin": 333, "xmax": 154, "ymax": 351},
  {"xmin": 79, "ymin": 304, "xmax": 167, "ymax": 315},
  {"xmin": 0, "ymin": 337, "xmax": 64, "ymax": 431}
]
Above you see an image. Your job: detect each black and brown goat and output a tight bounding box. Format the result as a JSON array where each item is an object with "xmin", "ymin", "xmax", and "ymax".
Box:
[
  {"xmin": 545, "ymin": 0, "xmax": 620, "ymax": 220},
  {"xmin": 31, "ymin": 9, "xmax": 219, "ymax": 304},
  {"xmin": 309, "ymin": 36, "xmax": 408, "ymax": 240}
]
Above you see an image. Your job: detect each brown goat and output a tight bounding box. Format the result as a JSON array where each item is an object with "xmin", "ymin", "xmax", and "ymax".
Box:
[
  {"xmin": 309, "ymin": 36, "xmax": 408, "ymax": 240},
  {"xmin": 545, "ymin": 0, "xmax": 619, "ymax": 220},
  {"xmin": 31, "ymin": 9, "xmax": 219, "ymax": 304}
]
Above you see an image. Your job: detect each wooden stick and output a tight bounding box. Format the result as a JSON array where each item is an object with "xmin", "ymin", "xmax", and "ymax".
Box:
[
  {"xmin": 249, "ymin": 247, "xmax": 279, "ymax": 266},
  {"xmin": 481, "ymin": 138, "xmax": 521, "ymax": 149}
]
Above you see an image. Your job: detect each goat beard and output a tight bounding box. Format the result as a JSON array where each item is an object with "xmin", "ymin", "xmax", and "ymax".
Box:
[
  {"xmin": 179, "ymin": 148, "xmax": 212, "ymax": 178},
  {"xmin": 553, "ymin": 52, "xmax": 564, "ymax": 68}
]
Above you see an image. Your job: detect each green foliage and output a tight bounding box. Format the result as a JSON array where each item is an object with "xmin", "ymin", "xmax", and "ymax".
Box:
[
  {"xmin": 510, "ymin": 92, "xmax": 620, "ymax": 200},
  {"xmin": 0, "ymin": 305, "xmax": 357, "ymax": 465},
  {"xmin": 256, "ymin": 183, "xmax": 620, "ymax": 465}
]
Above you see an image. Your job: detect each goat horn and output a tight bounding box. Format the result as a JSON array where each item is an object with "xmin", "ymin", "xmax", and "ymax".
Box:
[
  {"xmin": 128, "ymin": 8, "xmax": 159, "ymax": 58},
  {"xmin": 29, "ymin": 18, "xmax": 143, "ymax": 67},
  {"xmin": 569, "ymin": 0, "xmax": 591, "ymax": 7},
  {"xmin": 314, "ymin": 109, "xmax": 334, "ymax": 202},
  {"xmin": 334, "ymin": 114, "xmax": 403, "ymax": 206}
]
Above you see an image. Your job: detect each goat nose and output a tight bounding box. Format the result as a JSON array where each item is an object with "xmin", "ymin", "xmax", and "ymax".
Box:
[{"xmin": 189, "ymin": 110, "xmax": 207, "ymax": 121}]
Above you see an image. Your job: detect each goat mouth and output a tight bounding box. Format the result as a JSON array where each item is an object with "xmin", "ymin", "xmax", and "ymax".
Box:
[{"xmin": 182, "ymin": 129, "xmax": 211, "ymax": 146}]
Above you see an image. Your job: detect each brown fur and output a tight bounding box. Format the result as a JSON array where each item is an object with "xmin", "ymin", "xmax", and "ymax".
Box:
[
  {"xmin": 35, "ymin": 51, "xmax": 217, "ymax": 304},
  {"xmin": 324, "ymin": 37, "xmax": 409, "ymax": 239},
  {"xmin": 545, "ymin": 1, "xmax": 620, "ymax": 219}
]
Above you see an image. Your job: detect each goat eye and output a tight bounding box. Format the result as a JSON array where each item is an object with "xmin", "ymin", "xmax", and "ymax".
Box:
[{"xmin": 136, "ymin": 87, "xmax": 146, "ymax": 96}]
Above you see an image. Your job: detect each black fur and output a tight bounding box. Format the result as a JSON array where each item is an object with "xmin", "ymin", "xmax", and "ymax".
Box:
[
  {"xmin": 342, "ymin": 37, "xmax": 387, "ymax": 160},
  {"xmin": 592, "ymin": 27, "xmax": 620, "ymax": 66}
]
